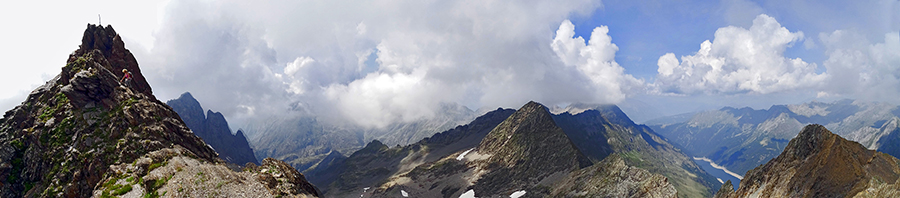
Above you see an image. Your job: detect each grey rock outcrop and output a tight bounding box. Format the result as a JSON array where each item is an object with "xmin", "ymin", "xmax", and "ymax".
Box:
[{"xmin": 551, "ymin": 154, "xmax": 677, "ymax": 198}]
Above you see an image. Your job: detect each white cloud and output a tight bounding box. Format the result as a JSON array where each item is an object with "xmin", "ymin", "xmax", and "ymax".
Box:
[
  {"xmin": 654, "ymin": 14, "xmax": 826, "ymax": 95},
  {"xmin": 551, "ymin": 20, "xmax": 644, "ymax": 103},
  {"xmin": 284, "ymin": 57, "xmax": 315, "ymax": 94},
  {"xmin": 817, "ymin": 30, "xmax": 900, "ymax": 102},
  {"xmin": 126, "ymin": 0, "xmax": 651, "ymax": 128}
]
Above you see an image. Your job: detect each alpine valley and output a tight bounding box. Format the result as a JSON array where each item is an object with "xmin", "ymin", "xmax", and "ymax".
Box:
[{"xmin": 649, "ymin": 100, "xmax": 900, "ymax": 187}]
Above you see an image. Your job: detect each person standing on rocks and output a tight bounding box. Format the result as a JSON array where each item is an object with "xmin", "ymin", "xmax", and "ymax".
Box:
[{"xmin": 120, "ymin": 69, "xmax": 133, "ymax": 87}]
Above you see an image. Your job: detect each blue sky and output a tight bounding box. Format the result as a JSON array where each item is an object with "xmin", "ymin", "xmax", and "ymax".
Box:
[{"xmin": 0, "ymin": 0, "xmax": 898, "ymax": 126}]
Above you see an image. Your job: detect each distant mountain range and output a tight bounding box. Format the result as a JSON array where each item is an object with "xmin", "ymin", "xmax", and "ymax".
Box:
[
  {"xmin": 248, "ymin": 102, "xmax": 476, "ymax": 176},
  {"xmin": 166, "ymin": 92, "xmax": 259, "ymax": 166},
  {"xmin": 649, "ymin": 99, "xmax": 900, "ymax": 183},
  {"xmin": 317, "ymin": 101, "xmax": 719, "ymax": 198}
]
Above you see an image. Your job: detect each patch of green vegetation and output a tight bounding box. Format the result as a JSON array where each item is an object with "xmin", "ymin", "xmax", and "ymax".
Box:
[
  {"xmin": 619, "ymin": 151, "xmax": 646, "ymax": 167},
  {"xmin": 111, "ymin": 184, "xmax": 132, "ymax": 196},
  {"xmin": 43, "ymin": 117, "xmax": 76, "ymax": 147},
  {"xmin": 143, "ymin": 174, "xmax": 171, "ymax": 198},
  {"xmin": 100, "ymin": 175, "xmax": 134, "ymax": 198},
  {"xmin": 23, "ymin": 181, "xmax": 34, "ymax": 193},
  {"xmin": 123, "ymin": 97, "xmax": 139, "ymax": 107},
  {"xmin": 11, "ymin": 139, "xmax": 24, "ymax": 150},
  {"xmin": 6, "ymin": 157, "xmax": 24, "ymax": 183},
  {"xmin": 216, "ymin": 181, "xmax": 225, "ymax": 189},
  {"xmin": 148, "ymin": 161, "xmax": 167, "ymax": 172},
  {"xmin": 38, "ymin": 93, "xmax": 70, "ymax": 122},
  {"xmin": 41, "ymin": 186, "xmax": 61, "ymax": 197}
]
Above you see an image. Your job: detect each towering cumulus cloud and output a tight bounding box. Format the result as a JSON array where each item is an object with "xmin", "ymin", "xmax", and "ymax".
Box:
[
  {"xmin": 136, "ymin": 0, "xmax": 657, "ymax": 128},
  {"xmin": 818, "ymin": 30, "xmax": 900, "ymax": 101},
  {"xmin": 551, "ymin": 20, "xmax": 643, "ymax": 104},
  {"xmin": 654, "ymin": 14, "xmax": 826, "ymax": 95}
]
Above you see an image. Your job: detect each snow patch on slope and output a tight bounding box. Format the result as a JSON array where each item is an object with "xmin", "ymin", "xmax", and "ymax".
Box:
[
  {"xmin": 510, "ymin": 190, "xmax": 526, "ymax": 198},
  {"xmin": 457, "ymin": 148, "xmax": 475, "ymax": 161}
]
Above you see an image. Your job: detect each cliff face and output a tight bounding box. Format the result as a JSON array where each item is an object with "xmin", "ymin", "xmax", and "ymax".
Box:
[
  {"xmin": 167, "ymin": 92, "xmax": 259, "ymax": 165},
  {"xmin": 715, "ymin": 124, "xmax": 900, "ymax": 198},
  {"xmin": 0, "ymin": 24, "xmax": 318, "ymax": 198}
]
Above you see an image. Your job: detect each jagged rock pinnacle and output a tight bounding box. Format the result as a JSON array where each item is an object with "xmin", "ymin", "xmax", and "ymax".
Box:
[{"xmin": 70, "ymin": 24, "xmax": 153, "ymax": 96}]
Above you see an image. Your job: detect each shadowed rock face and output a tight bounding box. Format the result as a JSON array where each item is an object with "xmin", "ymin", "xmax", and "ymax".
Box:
[
  {"xmin": 167, "ymin": 92, "xmax": 259, "ymax": 165},
  {"xmin": 0, "ymin": 24, "xmax": 319, "ymax": 198},
  {"xmin": 472, "ymin": 101, "xmax": 592, "ymax": 196},
  {"xmin": 715, "ymin": 124, "xmax": 900, "ymax": 198}
]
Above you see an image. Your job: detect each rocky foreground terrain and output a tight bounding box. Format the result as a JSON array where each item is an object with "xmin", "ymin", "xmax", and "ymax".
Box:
[
  {"xmin": 0, "ymin": 24, "xmax": 319, "ymax": 197},
  {"xmin": 714, "ymin": 124, "xmax": 900, "ymax": 198}
]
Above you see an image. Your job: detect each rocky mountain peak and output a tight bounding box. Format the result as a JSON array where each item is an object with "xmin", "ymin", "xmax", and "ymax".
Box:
[
  {"xmin": 0, "ymin": 24, "xmax": 219, "ymax": 197},
  {"xmin": 715, "ymin": 124, "xmax": 900, "ymax": 197},
  {"xmin": 783, "ymin": 124, "xmax": 833, "ymax": 159},
  {"xmin": 71, "ymin": 24, "xmax": 152, "ymax": 96},
  {"xmin": 473, "ymin": 101, "xmax": 591, "ymax": 196},
  {"xmin": 0, "ymin": 24, "xmax": 316, "ymax": 197}
]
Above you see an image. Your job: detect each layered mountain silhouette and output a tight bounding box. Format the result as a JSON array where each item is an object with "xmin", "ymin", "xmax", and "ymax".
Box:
[
  {"xmin": 650, "ymin": 100, "xmax": 900, "ymax": 181},
  {"xmin": 714, "ymin": 124, "xmax": 900, "ymax": 197},
  {"xmin": 166, "ymin": 92, "xmax": 258, "ymax": 165},
  {"xmin": 0, "ymin": 24, "xmax": 318, "ymax": 197},
  {"xmin": 321, "ymin": 101, "xmax": 716, "ymax": 198},
  {"xmin": 250, "ymin": 102, "xmax": 476, "ymax": 176},
  {"xmin": 554, "ymin": 103, "xmax": 719, "ymax": 197}
]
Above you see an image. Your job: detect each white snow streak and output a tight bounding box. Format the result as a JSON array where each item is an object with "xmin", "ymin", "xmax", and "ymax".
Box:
[
  {"xmin": 459, "ymin": 189, "xmax": 476, "ymax": 198},
  {"xmin": 457, "ymin": 148, "xmax": 475, "ymax": 161},
  {"xmin": 510, "ymin": 190, "xmax": 527, "ymax": 198}
]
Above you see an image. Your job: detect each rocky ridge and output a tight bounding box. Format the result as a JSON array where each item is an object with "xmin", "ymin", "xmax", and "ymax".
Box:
[
  {"xmin": 714, "ymin": 124, "xmax": 900, "ymax": 198},
  {"xmin": 325, "ymin": 102, "xmax": 684, "ymax": 198},
  {"xmin": 167, "ymin": 92, "xmax": 258, "ymax": 165},
  {"xmin": 0, "ymin": 24, "xmax": 318, "ymax": 197},
  {"xmin": 550, "ymin": 154, "xmax": 676, "ymax": 198},
  {"xmin": 554, "ymin": 104, "xmax": 719, "ymax": 197},
  {"xmin": 322, "ymin": 108, "xmax": 516, "ymax": 196}
]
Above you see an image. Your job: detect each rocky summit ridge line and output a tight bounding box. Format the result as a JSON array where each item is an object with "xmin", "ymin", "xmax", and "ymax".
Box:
[
  {"xmin": 166, "ymin": 92, "xmax": 259, "ymax": 166},
  {"xmin": 324, "ymin": 101, "xmax": 680, "ymax": 198},
  {"xmin": 715, "ymin": 124, "xmax": 900, "ymax": 198},
  {"xmin": 0, "ymin": 24, "xmax": 319, "ymax": 198}
]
